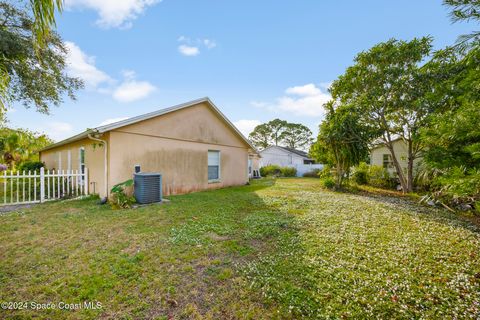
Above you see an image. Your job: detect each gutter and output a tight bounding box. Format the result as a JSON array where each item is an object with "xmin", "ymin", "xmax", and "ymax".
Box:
[{"xmin": 87, "ymin": 132, "xmax": 108, "ymax": 200}]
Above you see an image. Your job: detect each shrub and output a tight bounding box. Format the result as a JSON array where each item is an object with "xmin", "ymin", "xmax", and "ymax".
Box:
[
  {"xmin": 352, "ymin": 162, "xmax": 369, "ymax": 185},
  {"xmin": 110, "ymin": 179, "xmax": 135, "ymax": 209},
  {"xmin": 318, "ymin": 165, "xmax": 332, "ymax": 179},
  {"xmin": 280, "ymin": 167, "xmax": 297, "ymax": 177},
  {"xmin": 321, "ymin": 177, "xmax": 335, "ymax": 189},
  {"xmin": 303, "ymin": 169, "xmax": 321, "ymax": 178},
  {"xmin": 432, "ymin": 167, "xmax": 480, "ymax": 210},
  {"xmin": 260, "ymin": 165, "xmax": 282, "ymax": 177},
  {"xmin": 368, "ymin": 165, "xmax": 392, "ymax": 188},
  {"xmin": 18, "ymin": 161, "xmax": 45, "ymax": 172}
]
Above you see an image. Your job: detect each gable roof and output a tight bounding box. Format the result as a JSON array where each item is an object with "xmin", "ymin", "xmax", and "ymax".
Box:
[
  {"xmin": 260, "ymin": 145, "xmax": 311, "ymax": 159},
  {"xmin": 40, "ymin": 97, "xmax": 258, "ymax": 153},
  {"xmin": 370, "ymin": 137, "xmax": 404, "ymax": 151}
]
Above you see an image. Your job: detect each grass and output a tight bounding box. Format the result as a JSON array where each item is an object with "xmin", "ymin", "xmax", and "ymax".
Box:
[{"xmin": 0, "ymin": 178, "xmax": 479, "ymax": 319}]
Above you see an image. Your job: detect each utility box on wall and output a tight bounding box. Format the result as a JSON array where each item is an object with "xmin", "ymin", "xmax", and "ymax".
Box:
[{"xmin": 134, "ymin": 172, "xmax": 162, "ymax": 204}]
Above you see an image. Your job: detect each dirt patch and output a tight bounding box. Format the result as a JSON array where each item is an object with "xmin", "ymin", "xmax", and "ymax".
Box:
[{"xmin": 0, "ymin": 203, "xmax": 34, "ymax": 214}]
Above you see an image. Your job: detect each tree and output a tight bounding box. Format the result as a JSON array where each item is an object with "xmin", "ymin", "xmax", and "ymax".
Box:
[
  {"xmin": 248, "ymin": 119, "xmax": 289, "ymax": 149},
  {"xmin": 281, "ymin": 123, "xmax": 313, "ymax": 150},
  {"xmin": 267, "ymin": 119, "xmax": 288, "ymax": 146},
  {"xmin": 0, "ymin": 127, "xmax": 53, "ymax": 169},
  {"xmin": 444, "ymin": 0, "xmax": 480, "ymax": 46},
  {"xmin": 331, "ymin": 37, "xmax": 435, "ymax": 192},
  {"xmin": 248, "ymin": 123, "xmax": 273, "ymax": 149},
  {"xmin": 0, "ymin": 1, "xmax": 81, "ymax": 118},
  {"xmin": 313, "ymin": 102, "xmax": 374, "ymax": 189}
]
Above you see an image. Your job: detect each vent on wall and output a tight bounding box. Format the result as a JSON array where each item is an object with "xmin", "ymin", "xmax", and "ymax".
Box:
[{"xmin": 134, "ymin": 172, "xmax": 162, "ymax": 204}]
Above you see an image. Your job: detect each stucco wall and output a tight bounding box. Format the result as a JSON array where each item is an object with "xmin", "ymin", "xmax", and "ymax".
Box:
[
  {"xmin": 40, "ymin": 136, "xmax": 108, "ymax": 197},
  {"xmin": 108, "ymin": 103, "xmax": 250, "ymax": 196}
]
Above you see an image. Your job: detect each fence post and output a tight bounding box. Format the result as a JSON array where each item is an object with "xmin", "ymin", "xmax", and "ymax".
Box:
[{"xmin": 40, "ymin": 167, "xmax": 45, "ymax": 203}]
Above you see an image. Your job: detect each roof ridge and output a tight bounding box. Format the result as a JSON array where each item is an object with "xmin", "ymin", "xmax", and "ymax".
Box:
[{"xmin": 40, "ymin": 97, "xmax": 258, "ymax": 153}]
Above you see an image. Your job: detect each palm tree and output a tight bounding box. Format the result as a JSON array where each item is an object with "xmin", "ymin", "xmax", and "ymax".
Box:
[{"xmin": 1, "ymin": 0, "xmax": 64, "ymax": 110}]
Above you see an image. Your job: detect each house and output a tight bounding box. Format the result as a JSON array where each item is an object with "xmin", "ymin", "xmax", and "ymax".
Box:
[
  {"xmin": 40, "ymin": 98, "xmax": 260, "ymax": 198},
  {"xmin": 370, "ymin": 138, "xmax": 422, "ymax": 176},
  {"xmin": 259, "ymin": 146, "xmax": 323, "ymax": 177}
]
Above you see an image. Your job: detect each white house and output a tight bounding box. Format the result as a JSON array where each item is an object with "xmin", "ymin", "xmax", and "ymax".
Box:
[
  {"xmin": 259, "ymin": 146, "xmax": 323, "ymax": 177},
  {"xmin": 370, "ymin": 138, "xmax": 422, "ymax": 176}
]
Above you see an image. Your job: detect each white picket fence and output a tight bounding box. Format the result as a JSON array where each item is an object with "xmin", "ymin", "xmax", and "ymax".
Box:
[{"xmin": 1, "ymin": 167, "xmax": 88, "ymax": 206}]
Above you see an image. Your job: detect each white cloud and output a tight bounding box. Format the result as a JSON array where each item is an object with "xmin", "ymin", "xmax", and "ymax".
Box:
[
  {"xmin": 251, "ymin": 83, "xmax": 331, "ymax": 117},
  {"xmin": 178, "ymin": 45, "xmax": 200, "ymax": 56},
  {"xmin": 65, "ymin": 41, "xmax": 112, "ymax": 89},
  {"xmin": 99, "ymin": 117, "xmax": 130, "ymax": 126},
  {"xmin": 203, "ymin": 39, "xmax": 217, "ymax": 49},
  {"xmin": 177, "ymin": 37, "xmax": 216, "ymax": 56},
  {"xmin": 44, "ymin": 122, "xmax": 74, "ymax": 141},
  {"xmin": 112, "ymin": 70, "xmax": 156, "ymax": 102},
  {"xmin": 285, "ymin": 83, "xmax": 321, "ymax": 96},
  {"xmin": 65, "ymin": 0, "xmax": 160, "ymax": 29},
  {"xmin": 233, "ymin": 119, "xmax": 261, "ymax": 137}
]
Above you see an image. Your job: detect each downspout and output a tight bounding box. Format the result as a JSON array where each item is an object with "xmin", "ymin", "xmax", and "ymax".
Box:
[{"xmin": 87, "ymin": 132, "xmax": 108, "ymax": 200}]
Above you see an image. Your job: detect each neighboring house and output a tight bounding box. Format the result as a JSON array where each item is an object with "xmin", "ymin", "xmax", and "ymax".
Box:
[
  {"xmin": 259, "ymin": 146, "xmax": 323, "ymax": 177},
  {"xmin": 370, "ymin": 138, "xmax": 422, "ymax": 176},
  {"xmin": 40, "ymin": 98, "xmax": 260, "ymax": 198}
]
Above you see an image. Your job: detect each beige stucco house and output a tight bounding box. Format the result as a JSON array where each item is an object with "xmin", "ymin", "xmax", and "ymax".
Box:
[
  {"xmin": 370, "ymin": 138, "xmax": 422, "ymax": 176},
  {"xmin": 40, "ymin": 98, "xmax": 260, "ymax": 198}
]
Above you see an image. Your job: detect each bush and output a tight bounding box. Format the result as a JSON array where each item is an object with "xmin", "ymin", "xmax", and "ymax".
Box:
[
  {"xmin": 318, "ymin": 165, "xmax": 332, "ymax": 179},
  {"xmin": 352, "ymin": 162, "xmax": 369, "ymax": 185},
  {"xmin": 18, "ymin": 161, "xmax": 45, "ymax": 172},
  {"xmin": 432, "ymin": 167, "xmax": 480, "ymax": 210},
  {"xmin": 110, "ymin": 179, "xmax": 136, "ymax": 209},
  {"xmin": 303, "ymin": 169, "xmax": 321, "ymax": 178},
  {"xmin": 368, "ymin": 165, "xmax": 392, "ymax": 188},
  {"xmin": 260, "ymin": 165, "xmax": 282, "ymax": 177},
  {"xmin": 280, "ymin": 167, "xmax": 297, "ymax": 177},
  {"xmin": 260, "ymin": 165, "xmax": 297, "ymax": 177},
  {"xmin": 321, "ymin": 177, "xmax": 335, "ymax": 189}
]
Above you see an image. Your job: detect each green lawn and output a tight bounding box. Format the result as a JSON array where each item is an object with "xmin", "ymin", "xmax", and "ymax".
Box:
[{"xmin": 0, "ymin": 179, "xmax": 479, "ymax": 319}]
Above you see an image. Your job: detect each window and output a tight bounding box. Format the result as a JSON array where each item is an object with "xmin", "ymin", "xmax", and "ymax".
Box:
[
  {"xmin": 79, "ymin": 147, "xmax": 85, "ymax": 183},
  {"xmin": 383, "ymin": 154, "xmax": 393, "ymax": 169},
  {"xmin": 208, "ymin": 150, "xmax": 220, "ymax": 181}
]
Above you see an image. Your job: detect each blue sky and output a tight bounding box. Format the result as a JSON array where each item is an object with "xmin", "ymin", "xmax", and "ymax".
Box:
[{"xmin": 8, "ymin": 0, "xmax": 474, "ymax": 141}]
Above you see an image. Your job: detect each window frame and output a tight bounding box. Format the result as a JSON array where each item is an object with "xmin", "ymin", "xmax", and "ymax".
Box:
[
  {"xmin": 207, "ymin": 150, "xmax": 221, "ymax": 183},
  {"xmin": 382, "ymin": 154, "xmax": 393, "ymax": 169},
  {"xmin": 79, "ymin": 147, "xmax": 86, "ymax": 183}
]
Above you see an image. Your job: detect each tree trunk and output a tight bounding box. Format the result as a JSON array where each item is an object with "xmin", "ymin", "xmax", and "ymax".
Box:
[
  {"xmin": 384, "ymin": 137, "xmax": 408, "ymax": 193},
  {"xmin": 380, "ymin": 114, "xmax": 407, "ymax": 192},
  {"xmin": 406, "ymin": 139, "xmax": 414, "ymax": 193}
]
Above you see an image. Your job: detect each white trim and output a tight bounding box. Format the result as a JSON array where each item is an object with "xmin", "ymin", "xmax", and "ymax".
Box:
[{"xmin": 208, "ymin": 150, "xmax": 221, "ymax": 183}]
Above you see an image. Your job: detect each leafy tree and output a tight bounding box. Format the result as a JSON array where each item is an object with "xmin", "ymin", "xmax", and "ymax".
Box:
[
  {"xmin": 281, "ymin": 123, "xmax": 313, "ymax": 150},
  {"xmin": 444, "ymin": 0, "xmax": 480, "ymax": 46},
  {"xmin": 331, "ymin": 37, "xmax": 435, "ymax": 192},
  {"xmin": 248, "ymin": 123, "xmax": 273, "ymax": 149},
  {"xmin": 313, "ymin": 102, "xmax": 374, "ymax": 189},
  {"xmin": 0, "ymin": 127, "xmax": 52, "ymax": 169},
  {"xmin": 248, "ymin": 119, "xmax": 288, "ymax": 149},
  {"xmin": 0, "ymin": 1, "xmax": 82, "ymax": 118},
  {"xmin": 267, "ymin": 119, "xmax": 288, "ymax": 146}
]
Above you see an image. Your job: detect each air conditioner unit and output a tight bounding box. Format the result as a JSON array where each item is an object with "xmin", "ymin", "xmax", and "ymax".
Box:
[{"xmin": 134, "ymin": 172, "xmax": 162, "ymax": 204}]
